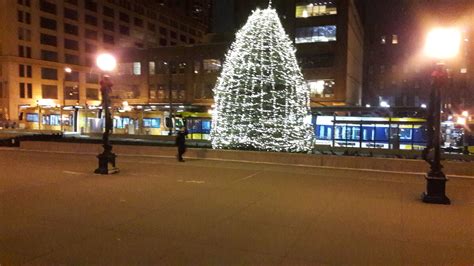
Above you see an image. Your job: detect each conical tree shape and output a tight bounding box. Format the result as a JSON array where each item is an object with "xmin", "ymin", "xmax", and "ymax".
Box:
[{"xmin": 211, "ymin": 7, "xmax": 314, "ymax": 152}]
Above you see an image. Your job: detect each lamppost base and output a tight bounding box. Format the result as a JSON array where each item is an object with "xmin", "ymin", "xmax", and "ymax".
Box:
[
  {"xmin": 94, "ymin": 152, "xmax": 119, "ymax": 175},
  {"xmin": 422, "ymin": 175, "xmax": 450, "ymax": 205}
]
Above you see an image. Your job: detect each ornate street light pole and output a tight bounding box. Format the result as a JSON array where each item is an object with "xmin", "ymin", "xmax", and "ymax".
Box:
[
  {"xmin": 421, "ymin": 28, "xmax": 461, "ymax": 204},
  {"xmin": 94, "ymin": 53, "xmax": 119, "ymax": 175},
  {"xmin": 61, "ymin": 67, "xmax": 72, "ymax": 132}
]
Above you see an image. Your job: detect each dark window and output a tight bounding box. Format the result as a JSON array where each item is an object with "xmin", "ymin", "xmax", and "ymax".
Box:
[
  {"xmin": 146, "ymin": 10, "xmax": 156, "ymax": 19},
  {"xmin": 103, "ymin": 34, "xmax": 114, "ymax": 44},
  {"xmin": 65, "ymin": 71, "xmax": 79, "ymax": 81},
  {"xmin": 65, "ymin": 0, "xmax": 77, "ymax": 5},
  {"xmin": 26, "ymin": 65, "xmax": 32, "ymax": 77},
  {"xmin": 134, "ymin": 17, "xmax": 143, "ymax": 27},
  {"xmin": 86, "ymin": 73, "xmax": 99, "ymax": 83},
  {"xmin": 18, "ymin": 45, "xmax": 31, "ymax": 58},
  {"xmin": 147, "ymin": 22, "xmax": 155, "ymax": 31},
  {"xmin": 159, "ymin": 38, "xmax": 167, "ymax": 46},
  {"xmin": 17, "ymin": 10, "xmax": 31, "ymax": 24},
  {"xmin": 64, "ymin": 8, "xmax": 78, "ymax": 20},
  {"xmin": 65, "ymin": 54, "xmax": 79, "ymax": 65},
  {"xmin": 85, "ymin": 29, "xmax": 98, "ymax": 40},
  {"xmin": 189, "ymin": 38, "xmax": 195, "ymax": 44},
  {"xmin": 18, "ymin": 0, "xmax": 31, "ymax": 6},
  {"xmin": 27, "ymin": 83, "xmax": 32, "ymax": 98},
  {"xmin": 40, "ymin": 17, "xmax": 57, "ymax": 30},
  {"xmin": 170, "ymin": 31, "xmax": 177, "ymax": 39},
  {"xmin": 159, "ymin": 15, "xmax": 169, "ymax": 25},
  {"xmin": 103, "ymin": 20, "xmax": 114, "ymax": 31},
  {"xmin": 64, "ymin": 86, "xmax": 79, "ymax": 100},
  {"xmin": 85, "ymin": 14, "xmax": 97, "ymax": 26},
  {"xmin": 41, "ymin": 68, "xmax": 57, "ymax": 80},
  {"xmin": 170, "ymin": 41, "xmax": 176, "ymax": 46},
  {"xmin": 64, "ymin": 23, "xmax": 78, "ymax": 35},
  {"xmin": 103, "ymin": 6, "xmax": 114, "ymax": 17},
  {"xmin": 85, "ymin": 42, "xmax": 97, "ymax": 53},
  {"xmin": 180, "ymin": 35, "xmax": 186, "ymax": 42},
  {"xmin": 64, "ymin": 39, "xmax": 79, "ymax": 50},
  {"xmin": 15, "ymin": 26, "xmax": 27, "ymax": 40},
  {"xmin": 134, "ymin": 4, "xmax": 144, "ymax": 15},
  {"xmin": 119, "ymin": 25, "xmax": 129, "ymax": 35},
  {"xmin": 25, "ymin": 12, "xmax": 31, "ymax": 24},
  {"xmin": 170, "ymin": 20, "xmax": 178, "ymax": 28},
  {"xmin": 40, "ymin": 33, "xmax": 57, "ymax": 46},
  {"xmin": 86, "ymin": 88, "xmax": 99, "ymax": 99},
  {"xmin": 159, "ymin": 27, "xmax": 167, "ymax": 35},
  {"xmin": 19, "ymin": 64, "xmax": 32, "ymax": 78},
  {"xmin": 135, "ymin": 42, "xmax": 144, "ymax": 48},
  {"xmin": 19, "ymin": 65, "xmax": 24, "ymax": 77},
  {"xmin": 19, "ymin": 83, "xmax": 26, "ymax": 98},
  {"xmin": 39, "ymin": 0, "xmax": 56, "ymax": 14},
  {"xmin": 84, "ymin": 0, "xmax": 97, "ymax": 12},
  {"xmin": 119, "ymin": 12, "xmax": 129, "ymax": 23},
  {"xmin": 41, "ymin": 50, "xmax": 58, "ymax": 61},
  {"xmin": 298, "ymin": 54, "xmax": 335, "ymax": 68},
  {"xmin": 41, "ymin": 84, "xmax": 58, "ymax": 99}
]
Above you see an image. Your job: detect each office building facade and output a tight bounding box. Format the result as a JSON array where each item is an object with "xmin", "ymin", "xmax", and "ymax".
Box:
[{"xmin": 0, "ymin": 0, "xmax": 208, "ymax": 129}]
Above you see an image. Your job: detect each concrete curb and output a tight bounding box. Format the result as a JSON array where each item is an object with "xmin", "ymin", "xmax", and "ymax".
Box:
[{"xmin": 19, "ymin": 141, "xmax": 474, "ymax": 177}]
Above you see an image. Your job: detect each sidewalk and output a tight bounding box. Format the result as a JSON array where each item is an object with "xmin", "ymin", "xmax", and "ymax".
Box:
[{"xmin": 0, "ymin": 149, "xmax": 473, "ymax": 264}]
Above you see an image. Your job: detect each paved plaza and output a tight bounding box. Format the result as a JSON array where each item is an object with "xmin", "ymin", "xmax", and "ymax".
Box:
[{"xmin": 0, "ymin": 148, "xmax": 473, "ymax": 265}]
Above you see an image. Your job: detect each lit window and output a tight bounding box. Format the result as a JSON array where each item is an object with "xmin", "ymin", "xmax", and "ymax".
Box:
[
  {"xmin": 381, "ymin": 35, "xmax": 386, "ymax": 44},
  {"xmin": 149, "ymin": 62, "xmax": 155, "ymax": 75},
  {"xmin": 203, "ymin": 59, "xmax": 221, "ymax": 73},
  {"xmin": 295, "ymin": 1, "xmax": 337, "ymax": 18},
  {"xmin": 460, "ymin": 68, "xmax": 467, "ymax": 73},
  {"xmin": 307, "ymin": 79, "xmax": 335, "ymax": 98},
  {"xmin": 392, "ymin": 34, "xmax": 398, "ymax": 44},
  {"xmin": 295, "ymin": 25, "xmax": 336, "ymax": 43},
  {"xmin": 133, "ymin": 62, "xmax": 141, "ymax": 75}
]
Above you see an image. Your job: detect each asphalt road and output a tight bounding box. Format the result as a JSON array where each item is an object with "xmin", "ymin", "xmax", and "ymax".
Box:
[{"xmin": 0, "ymin": 148, "xmax": 473, "ymax": 265}]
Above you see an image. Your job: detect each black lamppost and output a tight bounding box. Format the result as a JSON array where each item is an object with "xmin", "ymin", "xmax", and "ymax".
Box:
[
  {"xmin": 421, "ymin": 28, "xmax": 461, "ymax": 204},
  {"xmin": 167, "ymin": 61, "xmax": 174, "ymax": 136},
  {"xmin": 94, "ymin": 53, "xmax": 119, "ymax": 175}
]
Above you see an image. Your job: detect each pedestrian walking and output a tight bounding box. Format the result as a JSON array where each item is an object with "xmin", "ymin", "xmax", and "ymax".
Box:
[{"xmin": 176, "ymin": 127, "xmax": 188, "ymax": 162}]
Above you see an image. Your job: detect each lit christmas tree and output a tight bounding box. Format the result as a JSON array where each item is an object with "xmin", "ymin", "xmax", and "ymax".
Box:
[{"xmin": 211, "ymin": 3, "xmax": 314, "ymax": 152}]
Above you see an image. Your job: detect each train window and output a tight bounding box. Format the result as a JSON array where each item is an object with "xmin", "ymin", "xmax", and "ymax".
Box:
[
  {"xmin": 202, "ymin": 120, "xmax": 211, "ymax": 131},
  {"xmin": 26, "ymin": 113, "xmax": 38, "ymax": 122},
  {"xmin": 351, "ymin": 126, "xmax": 360, "ymax": 140},
  {"xmin": 375, "ymin": 127, "xmax": 389, "ymax": 141},
  {"xmin": 335, "ymin": 126, "xmax": 344, "ymax": 140},
  {"xmin": 362, "ymin": 127, "xmax": 374, "ymax": 141},
  {"xmin": 49, "ymin": 115, "xmax": 60, "ymax": 126},
  {"xmin": 143, "ymin": 118, "xmax": 160, "ymax": 128},
  {"xmin": 399, "ymin": 128, "xmax": 412, "ymax": 140}
]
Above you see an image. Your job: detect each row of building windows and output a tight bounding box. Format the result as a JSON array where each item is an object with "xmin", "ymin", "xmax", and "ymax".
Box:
[
  {"xmin": 33, "ymin": 17, "xmax": 196, "ymax": 47},
  {"xmin": 16, "ymin": 65, "xmax": 99, "ymax": 83},
  {"xmin": 118, "ymin": 59, "xmax": 222, "ymax": 76},
  {"xmin": 295, "ymin": 25, "xmax": 337, "ymax": 44},
  {"xmin": 32, "ymin": 0, "xmax": 203, "ymax": 38},
  {"xmin": 295, "ymin": 1, "xmax": 337, "ymax": 18},
  {"xmin": 380, "ymin": 34, "xmax": 398, "ymax": 45},
  {"xmin": 18, "ymin": 83, "xmax": 99, "ymax": 100}
]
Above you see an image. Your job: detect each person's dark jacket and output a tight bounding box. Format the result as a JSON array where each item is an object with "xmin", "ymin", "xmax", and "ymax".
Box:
[{"xmin": 176, "ymin": 131, "xmax": 187, "ymax": 147}]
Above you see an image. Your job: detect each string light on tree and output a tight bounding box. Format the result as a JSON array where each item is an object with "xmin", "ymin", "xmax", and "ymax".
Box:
[{"xmin": 211, "ymin": 4, "xmax": 314, "ymax": 152}]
